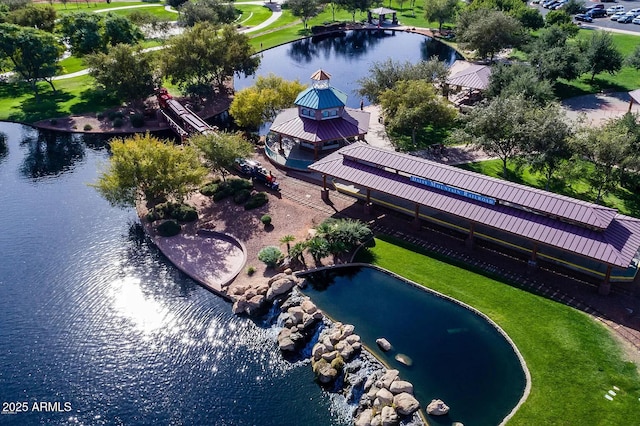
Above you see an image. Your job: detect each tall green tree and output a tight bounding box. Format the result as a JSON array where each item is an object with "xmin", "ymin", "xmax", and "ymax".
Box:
[
  {"xmin": 527, "ymin": 25, "xmax": 584, "ymax": 83},
  {"xmin": 7, "ymin": 4, "xmax": 57, "ymax": 32},
  {"xmin": 486, "ymin": 63, "xmax": 555, "ymax": 106},
  {"xmin": 379, "ymin": 79, "xmax": 457, "ymax": 150},
  {"xmin": 581, "ymin": 31, "xmax": 623, "ymax": 83},
  {"xmin": 179, "ymin": 0, "xmax": 237, "ymax": 27},
  {"xmin": 624, "ymin": 45, "xmax": 640, "ymax": 71},
  {"xmin": 523, "ymin": 103, "xmax": 574, "ymax": 190},
  {"xmin": 336, "ymin": 0, "xmax": 372, "ymax": 22},
  {"xmin": 230, "ymin": 74, "xmax": 306, "ymax": 128},
  {"xmin": 163, "ymin": 23, "xmax": 260, "ymax": 96},
  {"xmin": 59, "ymin": 12, "xmax": 104, "ymax": 55},
  {"xmin": 103, "ymin": 14, "xmax": 143, "ymax": 47},
  {"xmin": 571, "ymin": 122, "xmax": 630, "ymax": 203},
  {"xmin": 191, "ymin": 131, "xmax": 253, "ymax": 181},
  {"xmin": 456, "ymin": 9, "xmax": 524, "ymax": 61},
  {"xmin": 0, "ymin": 23, "xmax": 62, "ymax": 99},
  {"xmin": 85, "ymin": 43, "xmax": 159, "ymax": 110},
  {"xmin": 451, "ymin": 95, "xmax": 531, "ymax": 177},
  {"xmin": 93, "ymin": 133, "xmax": 208, "ymax": 207},
  {"xmin": 423, "ymin": 0, "xmax": 458, "ymax": 32},
  {"xmin": 288, "ymin": 0, "xmax": 320, "ymax": 29}
]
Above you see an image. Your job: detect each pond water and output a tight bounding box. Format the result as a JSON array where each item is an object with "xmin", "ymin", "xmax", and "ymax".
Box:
[
  {"xmin": 235, "ymin": 30, "xmax": 461, "ymax": 109},
  {"xmin": 302, "ymin": 266, "xmax": 527, "ymax": 426},
  {"xmin": 0, "ymin": 122, "xmax": 350, "ymax": 425}
]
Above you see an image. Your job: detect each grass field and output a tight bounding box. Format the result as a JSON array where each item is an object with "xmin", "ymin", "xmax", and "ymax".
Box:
[
  {"xmin": 356, "ymin": 236, "xmax": 640, "ymax": 426},
  {"xmin": 236, "ymin": 4, "xmax": 273, "ymax": 27}
]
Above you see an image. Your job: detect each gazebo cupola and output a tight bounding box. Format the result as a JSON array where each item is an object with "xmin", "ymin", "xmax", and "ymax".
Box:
[{"xmin": 294, "ymin": 69, "xmax": 348, "ymax": 121}]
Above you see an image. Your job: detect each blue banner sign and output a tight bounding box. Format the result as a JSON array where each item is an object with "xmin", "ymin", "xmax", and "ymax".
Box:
[{"xmin": 410, "ymin": 176, "xmax": 496, "ymax": 205}]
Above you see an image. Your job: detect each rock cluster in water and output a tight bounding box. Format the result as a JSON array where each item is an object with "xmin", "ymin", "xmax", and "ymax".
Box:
[{"xmin": 230, "ymin": 272, "xmax": 425, "ymax": 425}]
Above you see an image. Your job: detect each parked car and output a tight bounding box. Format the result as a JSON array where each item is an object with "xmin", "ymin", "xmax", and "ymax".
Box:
[
  {"xmin": 553, "ymin": 1, "xmax": 568, "ymax": 9},
  {"xmin": 586, "ymin": 3, "xmax": 604, "ymax": 10},
  {"xmin": 606, "ymin": 5, "xmax": 624, "ymax": 15},
  {"xmin": 633, "ymin": 16, "xmax": 640, "ymax": 24},
  {"xmin": 619, "ymin": 14, "xmax": 634, "ymax": 23},
  {"xmin": 575, "ymin": 13, "xmax": 594, "ymax": 22},
  {"xmin": 611, "ymin": 11, "xmax": 626, "ymax": 20},
  {"xmin": 625, "ymin": 8, "xmax": 640, "ymax": 16},
  {"xmin": 587, "ymin": 8, "xmax": 607, "ymax": 17}
]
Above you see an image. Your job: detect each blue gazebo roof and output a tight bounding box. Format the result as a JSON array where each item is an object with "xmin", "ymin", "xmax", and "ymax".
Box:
[{"xmin": 295, "ymin": 86, "xmax": 348, "ymax": 110}]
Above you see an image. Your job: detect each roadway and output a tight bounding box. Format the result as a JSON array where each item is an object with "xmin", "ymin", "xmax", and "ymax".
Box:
[{"xmin": 532, "ymin": 0, "xmax": 640, "ymax": 34}]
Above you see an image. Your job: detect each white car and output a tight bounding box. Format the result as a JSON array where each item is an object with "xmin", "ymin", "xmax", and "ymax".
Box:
[
  {"xmin": 633, "ymin": 16, "xmax": 640, "ymax": 24},
  {"xmin": 611, "ymin": 11, "xmax": 626, "ymax": 20},
  {"xmin": 606, "ymin": 5, "xmax": 624, "ymax": 15},
  {"xmin": 625, "ymin": 8, "xmax": 640, "ymax": 16}
]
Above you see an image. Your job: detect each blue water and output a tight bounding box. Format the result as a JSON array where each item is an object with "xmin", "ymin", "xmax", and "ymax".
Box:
[
  {"xmin": 0, "ymin": 123, "xmax": 349, "ymax": 425},
  {"xmin": 236, "ymin": 30, "xmax": 460, "ymax": 109},
  {"xmin": 302, "ymin": 266, "xmax": 527, "ymax": 426}
]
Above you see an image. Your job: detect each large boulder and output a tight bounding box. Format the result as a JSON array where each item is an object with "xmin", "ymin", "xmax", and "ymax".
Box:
[
  {"xmin": 301, "ymin": 299, "xmax": 317, "ymax": 314},
  {"xmin": 346, "ymin": 334, "xmax": 361, "ymax": 344},
  {"xmin": 393, "ymin": 393, "xmax": 420, "ymax": 416},
  {"xmin": 278, "ymin": 336, "xmax": 295, "ymax": 352},
  {"xmin": 312, "ymin": 342, "xmax": 329, "ymax": 361},
  {"xmin": 315, "ymin": 362, "xmax": 339, "ymax": 384},
  {"xmin": 287, "ymin": 306, "xmax": 305, "ymax": 323},
  {"xmin": 231, "ymin": 297, "xmax": 249, "ymax": 315},
  {"xmin": 267, "ymin": 272, "xmax": 289, "ymax": 285},
  {"xmin": 355, "ymin": 408, "xmax": 373, "ymax": 426},
  {"xmin": 380, "ymin": 405, "xmax": 399, "ymax": 426},
  {"xmin": 266, "ymin": 277, "xmax": 297, "ymax": 300},
  {"xmin": 246, "ymin": 294, "xmax": 265, "ymax": 312},
  {"xmin": 389, "ymin": 380, "xmax": 414, "ymax": 395},
  {"xmin": 426, "ymin": 399, "xmax": 450, "ymax": 416},
  {"xmin": 376, "ymin": 338, "xmax": 392, "ymax": 352},
  {"xmin": 375, "ymin": 388, "xmax": 394, "ymax": 406},
  {"xmin": 381, "ymin": 369, "xmax": 399, "ymax": 389}
]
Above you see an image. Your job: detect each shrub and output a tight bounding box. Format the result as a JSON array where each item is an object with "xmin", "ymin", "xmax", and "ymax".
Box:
[
  {"xmin": 131, "ymin": 113, "xmax": 144, "ymax": 128},
  {"xmin": 330, "ymin": 355, "xmax": 344, "ymax": 372},
  {"xmin": 258, "ymin": 246, "xmax": 283, "ymax": 268},
  {"xmin": 200, "ymin": 182, "xmax": 219, "ymax": 196},
  {"xmin": 108, "ymin": 111, "xmax": 124, "ymax": 121},
  {"xmin": 245, "ymin": 192, "xmax": 269, "ymax": 210},
  {"xmin": 261, "ymin": 214, "xmax": 272, "ymax": 226},
  {"xmin": 83, "ymin": 124, "xmax": 92, "ymax": 131},
  {"xmin": 233, "ymin": 188, "xmax": 252, "ymax": 204},
  {"xmin": 113, "ymin": 117, "xmax": 124, "ymax": 128},
  {"xmin": 157, "ymin": 220, "xmax": 181, "ymax": 237},
  {"xmin": 213, "ymin": 190, "xmax": 230, "ymax": 202},
  {"xmin": 212, "ymin": 178, "xmax": 253, "ymax": 202},
  {"xmin": 247, "ymin": 266, "xmax": 256, "ymax": 276},
  {"xmin": 150, "ymin": 202, "xmax": 198, "ymax": 222},
  {"xmin": 146, "ymin": 209, "xmax": 165, "ymax": 222},
  {"xmin": 50, "ymin": 119, "xmax": 57, "ymax": 125},
  {"xmin": 96, "ymin": 112, "xmax": 105, "ymax": 120}
]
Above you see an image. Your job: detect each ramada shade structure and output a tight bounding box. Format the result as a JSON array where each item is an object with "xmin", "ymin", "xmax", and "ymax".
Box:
[
  {"xmin": 446, "ymin": 63, "xmax": 492, "ymax": 91},
  {"xmin": 309, "ymin": 144, "xmax": 640, "ymax": 294}
]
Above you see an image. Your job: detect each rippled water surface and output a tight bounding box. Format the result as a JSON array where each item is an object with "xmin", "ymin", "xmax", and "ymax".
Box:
[{"xmin": 0, "ymin": 123, "xmax": 349, "ymax": 425}]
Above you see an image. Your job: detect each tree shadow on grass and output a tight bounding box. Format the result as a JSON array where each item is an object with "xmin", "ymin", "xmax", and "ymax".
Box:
[
  {"xmin": 555, "ymin": 77, "xmax": 630, "ymax": 100},
  {"xmin": 8, "ymin": 89, "xmax": 73, "ymax": 123},
  {"xmin": 69, "ymin": 87, "xmax": 121, "ymax": 115}
]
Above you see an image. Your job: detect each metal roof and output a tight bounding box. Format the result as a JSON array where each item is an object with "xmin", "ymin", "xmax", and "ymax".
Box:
[
  {"xmin": 309, "ymin": 144, "xmax": 640, "ymax": 268},
  {"xmin": 337, "ymin": 144, "xmax": 617, "ymax": 230},
  {"xmin": 295, "ymin": 87, "xmax": 348, "ymax": 110},
  {"xmin": 270, "ymin": 108, "xmax": 369, "ymax": 143},
  {"xmin": 370, "ymin": 7, "xmax": 396, "ymax": 14},
  {"xmin": 447, "ymin": 64, "xmax": 492, "ymax": 90},
  {"xmin": 630, "ymin": 89, "xmax": 640, "ymax": 105},
  {"xmin": 311, "ymin": 69, "xmax": 332, "ymax": 81}
]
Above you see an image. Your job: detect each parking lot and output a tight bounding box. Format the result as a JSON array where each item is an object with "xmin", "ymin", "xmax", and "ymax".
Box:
[{"xmin": 533, "ymin": 0, "xmax": 640, "ymax": 33}]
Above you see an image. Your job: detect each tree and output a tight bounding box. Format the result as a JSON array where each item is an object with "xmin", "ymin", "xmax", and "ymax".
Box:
[
  {"xmin": 523, "ymin": 103, "xmax": 574, "ymax": 190},
  {"xmin": 625, "ymin": 45, "xmax": 640, "ymax": 71},
  {"xmin": 7, "ymin": 4, "xmax": 57, "ymax": 32},
  {"xmin": 423, "ymin": 0, "xmax": 458, "ymax": 32},
  {"xmin": 379, "ymin": 80, "xmax": 457, "ymax": 150},
  {"xmin": 581, "ymin": 31, "xmax": 623, "ymax": 83},
  {"xmin": 191, "ymin": 131, "xmax": 254, "ymax": 181},
  {"xmin": 59, "ymin": 12, "xmax": 104, "ymax": 55},
  {"xmin": 357, "ymin": 58, "xmax": 449, "ymax": 103},
  {"xmin": 229, "ymin": 74, "xmax": 306, "ymax": 128},
  {"xmin": 163, "ymin": 23, "xmax": 260, "ymax": 96},
  {"xmin": 527, "ymin": 25, "xmax": 584, "ymax": 83},
  {"xmin": 179, "ymin": 0, "xmax": 237, "ymax": 27},
  {"xmin": 93, "ymin": 133, "xmax": 208, "ymax": 207},
  {"xmin": 486, "ymin": 63, "xmax": 555, "ymax": 106},
  {"xmin": 280, "ymin": 235, "xmax": 296, "ymax": 254},
  {"xmin": 288, "ymin": 0, "xmax": 320, "ymax": 29},
  {"xmin": 544, "ymin": 10, "xmax": 571, "ymax": 27},
  {"xmin": 451, "ymin": 95, "xmax": 531, "ymax": 177},
  {"xmin": 456, "ymin": 9, "xmax": 524, "ymax": 61},
  {"xmin": 103, "ymin": 14, "xmax": 143, "ymax": 47},
  {"xmin": 571, "ymin": 123, "xmax": 630, "ymax": 202},
  {"xmin": 306, "ymin": 235, "xmax": 330, "ymax": 266},
  {"xmin": 0, "ymin": 24, "xmax": 62, "ymax": 99},
  {"xmin": 336, "ymin": 0, "xmax": 373, "ymax": 22},
  {"xmin": 85, "ymin": 44, "xmax": 159, "ymax": 110},
  {"xmin": 512, "ymin": 7, "xmax": 543, "ymax": 31}
]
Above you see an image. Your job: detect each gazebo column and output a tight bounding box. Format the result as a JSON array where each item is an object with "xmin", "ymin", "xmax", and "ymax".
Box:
[
  {"xmin": 367, "ymin": 11, "xmax": 372, "ymax": 23},
  {"xmin": 412, "ymin": 203, "xmax": 421, "ymax": 230},
  {"xmin": 528, "ymin": 243, "xmax": 539, "ymax": 269},
  {"xmin": 364, "ymin": 188, "xmax": 373, "ymax": 215},
  {"xmin": 629, "ymin": 98, "xmax": 635, "ymax": 114},
  {"xmin": 321, "ymin": 174, "xmax": 330, "ymax": 202},
  {"xmin": 278, "ymin": 134, "xmax": 283, "ymax": 151},
  {"xmin": 465, "ymin": 222, "xmax": 475, "ymax": 249},
  {"xmin": 314, "ymin": 143, "xmax": 319, "ymax": 160},
  {"xmin": 599, "ymin": 265, "xmax": 612, "ymax": 295}
]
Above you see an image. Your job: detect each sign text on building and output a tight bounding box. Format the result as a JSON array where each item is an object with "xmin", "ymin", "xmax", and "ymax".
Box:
[{"xmin": 410, "ymin": 176, "xmax": 496, "ymax": 205}]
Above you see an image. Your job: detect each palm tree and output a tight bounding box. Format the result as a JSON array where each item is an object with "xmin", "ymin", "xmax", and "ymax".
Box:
[
  {"xmin": 289, "ymin": 241, "xmax": 307, "ymax": 268},
  {"xmin": 279, "ymin": 234, "xmax": 296, "ymax": 254},
  {"xmin": 306, "ymin": 236, "xmax": 330, "ymax": 267}
]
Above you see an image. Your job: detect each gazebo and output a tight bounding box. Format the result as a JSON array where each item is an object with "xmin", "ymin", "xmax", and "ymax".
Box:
[
  {"xmin": 269, "ymin": 70, "xmax": 370, "ymax": 161},
  {"xmin": 446, "ymin": 61, "xmax": 492, "ymax": 92},
  {"xmin": 367, "ymin": 7, "xmax": 398, "ymax": 25}
]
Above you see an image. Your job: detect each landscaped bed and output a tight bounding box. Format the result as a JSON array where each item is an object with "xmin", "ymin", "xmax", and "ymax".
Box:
[{"xmin": 356, "ymin": 235, "xmax": 640, "ymax": 425}]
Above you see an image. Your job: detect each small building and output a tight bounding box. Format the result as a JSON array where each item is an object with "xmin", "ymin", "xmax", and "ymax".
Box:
[
  {"xmin": 310, "ymin": 144, "xmax": 640, "ymax": 295},
  {"xmin": 269, "ymin": 70, "xmax": 370, "ymax": 161}
]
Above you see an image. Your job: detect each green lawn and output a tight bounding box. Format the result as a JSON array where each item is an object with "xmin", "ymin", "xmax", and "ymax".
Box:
[
  {"xmin": 53, "ymin": 1, "xmax": 152, "ymax": 15},
  {"xmin": 236, "ymin": 5, "xmax": 273, "ymax": 27},
  {"xmin": 458, "ymin": 158, "xmax": 640, "ymax": 217},
  {"xmin": 100, "ymin": 6, "xmax": 177, "ymax": 21},
  {"xmin": 58, "ymin": 56, "xmax": 85, "ymax": 75},
  {"xmin": 356, "ymin": 236, "xmax": 640, "ymax": 425}
]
